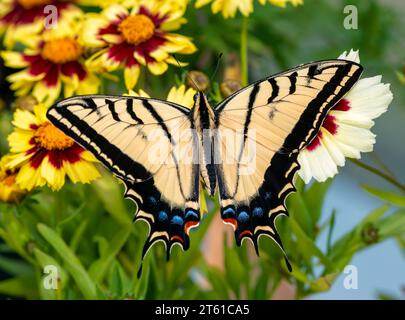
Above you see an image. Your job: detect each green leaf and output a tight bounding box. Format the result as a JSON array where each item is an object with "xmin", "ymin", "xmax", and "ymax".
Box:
[
  {"xmin": 88, "ymin": 225, "xmax": 132, "ymax": 283},
  {"xmin": 289, "ymin": 218, "xmax": 334, "ymax": 270},
  {"xmin": 204, "ymin": 267, "xmax": 230, "ymax": 299},
  {"xmin": 37, "ymin": 223, "xmax": 97, "ymax": 299},
  {"xmin": 92, "ymin": 174, "xmax": 133, "ymax": 227},
  {"xmin": 110, "ymin": 263, "xmax": 123, "ymax": 298},
  {"xmin": 327, "ymin": 205, "xmax": 390, "ymax": 271},
  {"xmin": 0, "ymin": 273, "xmax": 37, "ymax": 299},
  {"xmin": 362, "ymin": 185, "xmax": 405, "ymax": 207},
  {"xmin": 0, "ymin": 255, "xmax": 32, "ymax": 276},
  {"xmin": 133, "ymin": 261, "xmax": 150, "ymax": 300},
  {"xmin": 303, "ymin": 179, "xmax": 333, "ymax": 225},
  {"xmin": 309, "ymin": 273, "xmax": 338, "ymax": 292},
  {"xmin": 379, "ymin": 209, "xmax": 405, "ymax": 239},
  {"xmin": 224, "ymin": 243, "xmax": 245, "ymax": 298},
  {"xmin": 326, "ymin": 210, "xmax": 336, "ymax": 255}
]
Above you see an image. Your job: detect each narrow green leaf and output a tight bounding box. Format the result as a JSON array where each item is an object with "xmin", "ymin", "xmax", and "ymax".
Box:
[
  {"xmin": 0, "ymin": 273, "xmax": 37, "ymax": 299},
  {"xmin": 362, "ymin": 185, "xmax": 405, "ymax": 207},
  {"xmin": 92, "ymin": 174, "xmax": 132, "ymax": 227},
  {"xmin": 289, "ymin": 218, "xmax": 334, "ymax": 270},
  {"xmin": 89, "ymin": 225, "xmax": 132, "ymax": 283},
  {"xmin": 326, "ymin": 210, "xmax": 336, "ymax": 255},
  {"xmin": 37, "ymin": 223, "xmax": 97, "ymax": 299},
  {"xmin": 379, "ymin": 209, "xmax": 405, "ymax": 239},
  {"xmin": 0, "ymin": 256, "xmax": 32, "ymax": 276},
  {"xmin": 224, "ymin": 243, "xmax": 245, "ymax": 298},
  {"xmin": 304, "ymin": 179, "xmax": 333, "ymax": 225},
  {"xmin": 309, "ymin": 273, "xmax": 338, "ymax": 292}
]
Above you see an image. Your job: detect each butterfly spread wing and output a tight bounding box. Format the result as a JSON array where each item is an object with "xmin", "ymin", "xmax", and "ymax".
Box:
[
  {"xmin": 47, "ymin": 95, "xmax": 201, "ymax": 260},
  {"xmin": 214, "ymin": 60, "xmax": 363, "ymax": 257}
]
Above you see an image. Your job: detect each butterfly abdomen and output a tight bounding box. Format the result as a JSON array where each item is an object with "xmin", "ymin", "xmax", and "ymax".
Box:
[{"xmin": 192, "ymin": 92, "xmax": 217, "ymax": 195}]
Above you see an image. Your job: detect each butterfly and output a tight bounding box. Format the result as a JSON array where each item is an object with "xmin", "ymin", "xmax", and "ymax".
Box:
[{"xmin": 47, "ymin": 59, "xmax": 362, "ymax": 272}]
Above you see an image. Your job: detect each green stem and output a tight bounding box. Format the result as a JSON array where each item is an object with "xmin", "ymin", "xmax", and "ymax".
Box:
[
  {"xmin": 240, "ymin": 16, "xmax": 249, "ymax": 86},
  {"xmin": 349, "ymin": 158, "xmax": 405, "ymax": 193}
]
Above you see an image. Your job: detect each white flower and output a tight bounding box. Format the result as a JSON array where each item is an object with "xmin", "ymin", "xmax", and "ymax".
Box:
[{"xmin": 298, "ymin": 49, "xmax": 393, "ymax": 183}]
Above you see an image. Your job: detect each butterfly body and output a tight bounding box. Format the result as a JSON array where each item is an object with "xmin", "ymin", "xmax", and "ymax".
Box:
[
  {"xmin": 47, "ymin": 59, "xmax": 363, "ymax": 268},
  {"xmin": 191, "ymin": 92, "xmax": 217, "ymax": 196}
]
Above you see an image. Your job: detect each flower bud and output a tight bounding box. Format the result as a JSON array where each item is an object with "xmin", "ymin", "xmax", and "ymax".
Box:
[
  {"xmin": 14, "ymin": 95, "xmax": 38, "ymax": 112},
  {"xmin": 220, "ymin": 79, "xmax": 242, "ymax": 98},
  {"xmin": 186, "ymin": 71, "xmax": 210, "ymax": 92},
  {"xmin": 361, "ymin": 223, "xmax": 379, "ymax": 245}
]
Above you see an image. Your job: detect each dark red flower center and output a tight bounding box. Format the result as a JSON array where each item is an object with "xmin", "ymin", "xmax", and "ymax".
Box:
[{"xmin": 306, "ymin": 98, "xmax": 351, "ymax": 151}]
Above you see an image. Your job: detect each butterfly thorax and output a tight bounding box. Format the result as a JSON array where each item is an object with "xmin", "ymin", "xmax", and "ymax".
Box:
[{"xmin": 191, "ymin": 92, "xmax": 217, "ymax": 195}]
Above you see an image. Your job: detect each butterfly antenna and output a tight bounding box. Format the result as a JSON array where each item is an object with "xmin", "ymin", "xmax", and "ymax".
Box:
[
  {"xmin": 172, "ymin": 54, "xmax": 202, "ymax": 92},
  {"xmin": 210, "ymin": 52, "xmax": 223, "ymax": 82}
]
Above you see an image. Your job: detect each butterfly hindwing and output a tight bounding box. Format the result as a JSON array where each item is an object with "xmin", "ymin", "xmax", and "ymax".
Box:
[
  {"xmin": 47, "ymin": 95, "xmax": 201, "ymax": 259},
  {"xmin": 214, "ymin": 60, "xmax": 363, "ymax": 254}
]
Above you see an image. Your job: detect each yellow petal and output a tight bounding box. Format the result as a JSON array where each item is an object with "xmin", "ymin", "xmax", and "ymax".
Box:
[
  {"xmin": 8, "ymin": 131, "xmax": 34, "ymax": 153},
  {"xmin": 40, "ymin": 156, "xmax": 66, "ymax": 191},
  {"xmin": 16, "ymin": 163, "xmax": 46, "ymax": 191},
  {"xmin": 65, "ymin": 160, "xmax": 100, "ymax": 184},
  {"xmin": 124, "ymin": 65, "xmax": 140, "ymax": 90},
  {"xmin": 12, "ymin": 108, "xmax": 39, "ymax": 130},
  {"xmin": 147, "ymin": 61, "xmax": 168, "ymax": 75},
  {"xmin": 77, "ymin": 73, "xmax": 100, "ymax": 95},
  {"xmin": 0, "ymin": 51, "xmax": 28, "ymax": 68}
]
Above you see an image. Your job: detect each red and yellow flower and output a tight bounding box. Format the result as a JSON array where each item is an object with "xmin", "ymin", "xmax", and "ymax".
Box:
[
  {"xmin": 0, "ymin": 154, "xmax": 25, "ymax": 203},
  {"xmin": 0, "ymin": 0, "xmax": 82, "ymax": 48},
  {"xmin": 1, "ymin": 19, "xmax": 100, "ymax": 107},
  {"xmin": 6, "ymin": 104, "xmax": 100, "ymax": 191},
  {"xmin": 82, "ymin": 2, "xmax": 196, "ymax": 89}
]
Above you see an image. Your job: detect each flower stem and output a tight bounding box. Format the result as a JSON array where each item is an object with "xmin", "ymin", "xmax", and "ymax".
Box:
[
  {"xmin": 349, "ymin": 158, "xmax": 405, "ymax": 193},
  {"xmin": 240, "ymin": 16, "xmax": 249, "ymax": 86}
]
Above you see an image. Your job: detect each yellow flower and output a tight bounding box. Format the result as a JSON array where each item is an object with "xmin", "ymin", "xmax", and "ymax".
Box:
[
  {"xmin": 127, "ymin": 84, "xmax": 196, "ymax": 108},
  {"xmin": 0, "ymin": 0, "xmax": 83, "ymax": 48},
  {"xmin": 195, "ymin": 0, "xmax": 303, "ymax": 18},
  {"xmin": 82, "ymin": 2, "xmax": 196, "ymax": 90},
  {"xmin": 260, "ymin": 0, "xmax": 303, "ymax": 8},
  {"xmin": 6, "ymin": 104, "xmax": 100, "ymax": 191},
  {"xmin": 0, "ymin": 155, "xmax": 25, "ymax": 203},
  {"xmin": 1, "ymin": 17, "xmax": 100, "ymax": 107}
]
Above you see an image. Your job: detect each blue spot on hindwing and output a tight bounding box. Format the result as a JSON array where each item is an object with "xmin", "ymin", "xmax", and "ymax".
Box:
[
  {"xmin": 171, "ymin": 215, "xmax": 184, "ymax": 225},
  {"xmin": 237, "ymin": 211, "xmax": 249, "ymax": 223},
  {"xmin": 252, "ymin": 207, "xmax": 264, "ymax": 218},
  {"xmin": 223, "ymin": 207, "xmax": 236, "ymax": 217},
  {"xmin": 185, "ymin": 210, "xmax": 199, "ymax": 220},
  {"xmin": 147, "ymin": 196, "xmax": 158, "ymax": 206},
  {"xmin": 158, "ymin": 211, "xmax": 168, "ymax": 222}
]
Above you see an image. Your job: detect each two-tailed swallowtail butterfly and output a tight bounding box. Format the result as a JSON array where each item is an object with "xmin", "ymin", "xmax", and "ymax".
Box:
[{"xmin": 47, "ymin": 59, "xmax": 362, "ymax": 274}]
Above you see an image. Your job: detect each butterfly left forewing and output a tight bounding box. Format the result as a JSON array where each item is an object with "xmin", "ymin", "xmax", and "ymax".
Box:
[
  {"xmin": 47, "ymin": 95, "xmax": 201, "ymax": 261},
  {"xmin": 214, "ymin": 60, "xmax": 363, "ymax": 256}
]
